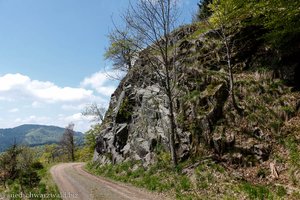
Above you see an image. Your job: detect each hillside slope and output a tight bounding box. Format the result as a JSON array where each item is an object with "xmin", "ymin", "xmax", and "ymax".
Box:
[
  {"xmin": 91, "ymin": 23, "xmax": 300, "ymax": 198},
  {"xmin": 0, "ymin": 124, "xmax": 83, "ymax": 152}
]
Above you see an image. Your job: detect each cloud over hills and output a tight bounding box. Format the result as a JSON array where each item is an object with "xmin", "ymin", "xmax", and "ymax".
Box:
[
  {"xmin": 0, "ymin": 73, "xmax": 94, "ymax": 102},
  {"xmin": 0, "ymin": 71, "xmax": 117, "ymax": 132}
]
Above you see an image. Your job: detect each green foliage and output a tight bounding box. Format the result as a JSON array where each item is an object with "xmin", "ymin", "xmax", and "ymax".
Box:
[
  {"xmin": 39, "ymin": 144, "xmax": 60, "ymax": 164},
  {"xmin": 104, "ymin": 28, "xmax": 139, "ymax": 72},
  {"xmin": 207, "ymin": 0, "xmax": 299, "ymax": 50},
  {"xmin": 0, "ymin": 143, "xmax": 21, "ymax": 182},
  {"xmin": 249, "ymin": 0, "xmax": 300, "ymax": 47},
  {"xmin": 195, "ymin": 0, "xmax": 213, "ymax": 21},
  {"xmin": 31, "ymin": 161, "xmax": 44, "ymax": 170},
  {"xmin": 116, "ymin": 97, "xmax": 133, "ymax": 122},
  {"xmin": 209, "ymin": 0, "xmax": 246, "ymax": 30},
  {"xmin": 75, "ymin": 146, "xmax": 94, "ymax": 162},
  {"xmin": 19, "ymin": 169, "xmax": 41, "ymax": 188},
  {"xmin": 83, "ymin": 126, "xmax": 98, "ymax": 150},
  {"xmin": 0, "ymin": 145, "xmax": 61, "ymax": 199}
]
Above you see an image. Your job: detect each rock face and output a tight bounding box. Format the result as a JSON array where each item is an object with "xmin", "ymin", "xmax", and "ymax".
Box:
[
  {"xmin": 94, "ymin": 70, "xmax": 180, "ymax": 166},
  {"xmin": 93, "ymin": 24, "xmax": 300, "ymax": 168},
  {"xmin": 94, "ymin": 57, "xmax": 231, "ymax": 166}
]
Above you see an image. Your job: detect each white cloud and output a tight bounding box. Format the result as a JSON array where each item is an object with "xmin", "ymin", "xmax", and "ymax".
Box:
[
  {"xmin": 61, "ymin": 103, "xmax": 87, "ymax": 111},
  {"xmin": 81, "ymin": 71, "xmax": 118, "ymax": 96},
  {"xmin": 14, "ymin": 115, "xmax": 50, "ymax": 124},
  {"xmin": 58, "ymin": 113, "xmax": 95, "ymax": 132},
  {"xmin": 65, "ymin": 113, "xmax": 85, "ymax": 121},
  {"xmin": 0, "ymin": 73, "xmax": 30, "ymax": 91},
  {"xmin": 0, "ymin": 73, "xmax": 94, "ymax": 103},
  {"xmin": 32, "ymin": 101, "xmax": 42, "ymax": 108},
  {"xmin": 0, "ymin": 72, "xmax": 115, "ymax": 132},
  {"xmin": 8, "ymin": 108, "xmax": 19, "ymax": 113}
]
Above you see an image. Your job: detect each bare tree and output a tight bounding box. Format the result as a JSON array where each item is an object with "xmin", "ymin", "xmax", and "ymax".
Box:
[
  {"xmin": 82, "ymin": 103, "xmax": 106, "ymax": 122},
  {"xmin": 123, "ymin": 0, "xmax": 181, "ymax": 166},
  {"xmin": 60, "ymin": 123, "xmax": 75, "ymax": 162}
]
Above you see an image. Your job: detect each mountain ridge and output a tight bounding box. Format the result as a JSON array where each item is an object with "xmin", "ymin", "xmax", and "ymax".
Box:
[{"xmin": 0, "ymin": 124, "xmax": 84, "ymax": 152}]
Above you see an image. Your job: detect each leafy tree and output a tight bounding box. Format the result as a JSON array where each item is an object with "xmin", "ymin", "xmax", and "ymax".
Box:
[
  {"xmin": 84, "ymin": 125, "xmax": 101, "ymax": 151},
  {"xmin": 208, "ymin": 0, "xmax": 245, "ymax": 113},
  {"xmin": 16, "ymin": 146, "xmax": 41, "ymax": 191},
  {"xmin": 19, "ymin": 169, "xmax": 40, "ymax": 189},
  {"xmin": 194, "ymin": 0, "xmax": 213, "ymax": 21},
  {"xmin": 40, "ymin": 144, "xmax": 59, "ymax": 164},
  {"xmin": 0, "ymin": 143, "xmax": 21, "ymax": 186},
  {"xmin": 0, "ymin": 152, "xmax": 13, "ymax": 186},
  {"xmin": 17, "ymin": 146, "xmax": 36, "ymax": 170},
  {"xmin": 104, "ymin": 27, "xmax": 140, "ymax": 73},
  {"xmin": 0, "ymin": 144, "xmax": 42, "ymax": 190},
  {"xmin": 249, "ymin": 0, "xmax": 300, "ymax": 48}
]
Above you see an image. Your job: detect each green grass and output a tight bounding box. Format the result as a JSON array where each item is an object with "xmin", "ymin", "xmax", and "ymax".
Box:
[
  {"xmin": 86, "ymin": 156, "xmax": 244, "ymax": 199},
  {"xmin": 86, "ymin": 154, "xmax": 197, "ymax": 197},
  {"xmin": 240, "ymin": 182, "xmax": 273, "ymax": 200},
  {"xmin": 285, "ymin": 137, "xmax": 300, "ymax": 167},
  {"xmin": 86, "ymin": 160, "xmax": 175, "ymax": 192},
  {"xmin": 38, "ymin": 164, "xmax": 62, "ymax": 200}
]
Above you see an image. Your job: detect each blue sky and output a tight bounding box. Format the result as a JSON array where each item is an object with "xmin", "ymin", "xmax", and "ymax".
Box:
[{"xmin": 0, "ymin": 0, "xmax": 198, "ymax": 132}]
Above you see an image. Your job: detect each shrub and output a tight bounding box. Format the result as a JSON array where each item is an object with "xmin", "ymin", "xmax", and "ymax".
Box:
[{"xmin": 31, "ymin": 161, "xmax": 44, "ymax": 170}]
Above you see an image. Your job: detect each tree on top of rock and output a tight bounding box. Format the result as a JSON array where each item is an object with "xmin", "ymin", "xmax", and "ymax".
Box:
[{"xmin": 104, "ymin": 26, "xmax": 141, "ymax": 74}]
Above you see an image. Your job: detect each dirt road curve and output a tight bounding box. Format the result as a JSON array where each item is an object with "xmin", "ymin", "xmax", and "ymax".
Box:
[{"xmin": 50, "ymin": 163, "xmax": 167, "ymax": 200}]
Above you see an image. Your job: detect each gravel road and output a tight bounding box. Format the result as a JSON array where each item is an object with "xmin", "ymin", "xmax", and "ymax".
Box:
[{"xmin": 50, "ymin": 163, "xmax": 167, "ymax": 200}]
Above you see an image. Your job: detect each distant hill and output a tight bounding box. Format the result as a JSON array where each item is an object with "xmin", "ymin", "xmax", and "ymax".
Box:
[{"xmin": 0, "ymin": 124, "xmax": 84, "ymax": 152}]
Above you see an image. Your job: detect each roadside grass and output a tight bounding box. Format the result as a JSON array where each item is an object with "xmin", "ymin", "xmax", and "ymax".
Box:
[
  {"xmin": 86, "ymin": 153, "xmax": 239, "ymax": 199},
  {"xmin": 86, "ymin": 152, "xmax": 193, "ymax": 198},
  {"xmin": 86, "ymin": 153, "xmax": 295, "ymax": 200},
  {"xmin": 38, "ymin": 164, "xmax": 62, "ymax": 200}
]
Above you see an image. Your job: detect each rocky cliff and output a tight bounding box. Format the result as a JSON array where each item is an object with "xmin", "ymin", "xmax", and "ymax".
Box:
[{"xmin": 93, "ymin": 23, "xmax": 300, "ymax": 177}]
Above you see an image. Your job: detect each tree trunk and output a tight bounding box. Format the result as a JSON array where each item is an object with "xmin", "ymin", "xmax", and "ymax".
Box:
[
  {"xmin": 71, "ymin": 147, "xmax": 75, "ymax": 162},
  {"xmin": 224, "ymin": 38, "xmax": 243, "ymax": 115},
  {"xmin": 71, "ymin": 136, "xmax": 75, "ymax": 162},
  {"xmin": 168, "ymin": 96, "xmax": 178, "ymax": 167},
  {"xmin": 166, "ymin": 75, "xmax": 178, "ymax": 167}
]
